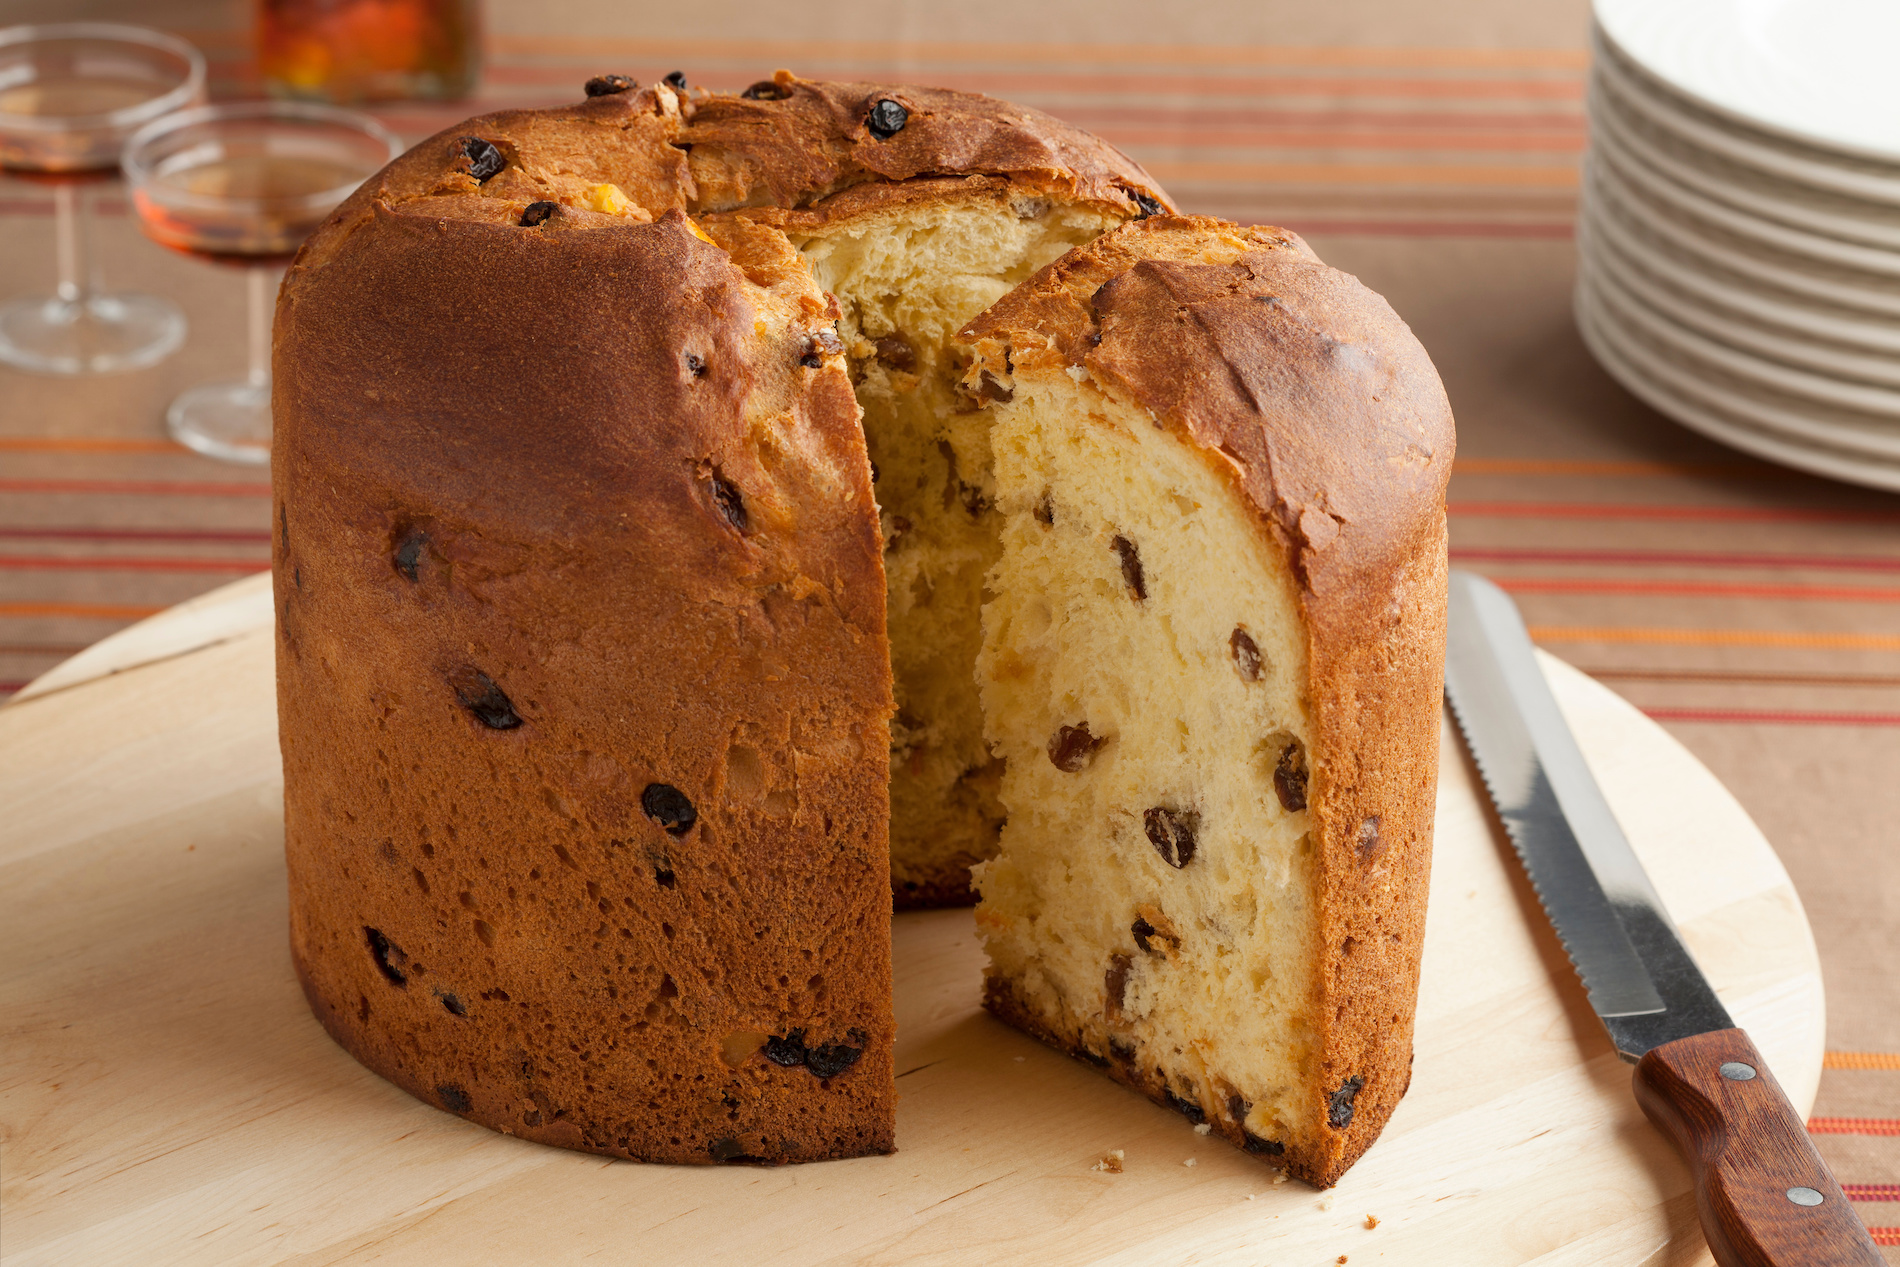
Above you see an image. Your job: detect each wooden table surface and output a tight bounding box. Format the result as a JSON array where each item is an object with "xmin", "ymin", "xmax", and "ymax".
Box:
[{"xmin": 0, "ymin": 574, "xmax": 1824, "ymax": 1265}]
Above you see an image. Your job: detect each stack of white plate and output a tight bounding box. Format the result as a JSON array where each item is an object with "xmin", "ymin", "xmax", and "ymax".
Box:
[{"xmin": 1579, "ymin": 0, "xmax": 1900, "ymax": 490}]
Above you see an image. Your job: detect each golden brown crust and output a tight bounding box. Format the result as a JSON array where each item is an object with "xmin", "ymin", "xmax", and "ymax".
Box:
[
  {"xmin": 276, "ymin": 207, "xmax": 896, "ymax": 1164},
  {"xmin": 293, "ymin": 74, "xmax": 1171, "ymax": 278},
  {"xmin": 276, "ymin": 76, "xmax": 1165, "ymax": 1163},
  {"xmin": 963, "ymin": 215, "xmax": 1454, "ymax": 1187}
]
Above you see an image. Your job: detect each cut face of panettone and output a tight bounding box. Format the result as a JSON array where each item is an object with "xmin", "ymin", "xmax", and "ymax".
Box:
[{"xmin": 777, "ymin": 192, "xmax": 1120, "ymax": 907}]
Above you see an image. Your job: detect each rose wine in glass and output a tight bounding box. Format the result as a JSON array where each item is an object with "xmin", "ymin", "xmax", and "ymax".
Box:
[
  {"xmin": 0, "ymin": 23, "xmax": 204, "ymax": 375},
  {"xmin": 258, "ymin": 0, "xmax": 480, "ymax": 103},
  {"xmin": 122, "ymin": 101, "xmax": 400, "ymax": 465}
]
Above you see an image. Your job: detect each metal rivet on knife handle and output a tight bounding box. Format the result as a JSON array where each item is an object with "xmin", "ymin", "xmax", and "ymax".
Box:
[{"xmin": 1719, "ymin": 1062, "xmax": 1757, "ymax": 1081}]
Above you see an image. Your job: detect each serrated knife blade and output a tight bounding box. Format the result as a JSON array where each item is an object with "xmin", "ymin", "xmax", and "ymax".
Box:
[
  {"xmin": 1444, "ymin": 569, "xmax": 1882, "ymax": 1266},
  {"xmin": 1444, "ymin": 569, "xmax": 1730, "ymax": 1058}
]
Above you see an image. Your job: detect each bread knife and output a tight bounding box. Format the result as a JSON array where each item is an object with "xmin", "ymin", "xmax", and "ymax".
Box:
[{"xmin": 1443, "ymin": 570, "xmax": 1881, "ymax": 1267}]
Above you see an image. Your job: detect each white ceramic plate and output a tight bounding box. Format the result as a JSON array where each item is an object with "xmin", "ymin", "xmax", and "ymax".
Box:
[
  {"xmin": 1577, "ymin": 283, "xmax": 1900, "ymax": 492},
  {"xmin": 1581, "ymin": 179, "xmax": 1900, "ymax": 356},
  {"xmin": 1588, "ymin": 74, "xmax": 1900, "ymax": 251},
  {"xmin": 1583, "ymin": 258, "xmax": 1900, "ymax": 420},
  {"xmin": 1591, "ymin": 89, "xmax": 1900, "ymax": 273},
  {"xmin": 1594, "ymin": 0, "xmax": 1900, "ymax": 164},
  {"xmin": 1580, "ymin": 220, "xmax": 1900, "ymax": 389},
  {"xmin": 1579, "ymin": 273, "xmax": 1900, "ymax": 465},
  {"xmin": 1590, "ymin": 28, "xmax": 1900, "ymax": 206},
  {"xmin": 1586, "ymin": 160, "xmax": 1900, "ymax": 319}
]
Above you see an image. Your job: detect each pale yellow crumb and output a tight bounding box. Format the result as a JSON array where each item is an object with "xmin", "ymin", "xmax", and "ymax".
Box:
[
  {"xmin": 1319, "ymin": 1193, "xmax": 1336, "ymax": 1211},
  {"xmin": 1193, "ymin": 1122, "xmax": 1211, "ymax": 1135},
  {"xmin": 1365, "ymin": 1214, "xmax": 1380, "ymax": 1229},
  {"xmin": 1091, "ymin": 1148, "xmax": 1125, "ymax": 1173},
  {"xmin": 1183, "ymin": 1157, "xmax": 1197, "ymax": 1167},
  {"xmin": 1272, "ymin": 1171, "xmax": 1290, "ymax": 1185}
]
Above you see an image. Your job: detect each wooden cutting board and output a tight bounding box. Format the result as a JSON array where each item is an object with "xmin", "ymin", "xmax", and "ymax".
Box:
[{"xmin": 0, "ymin": 573, "xmax": 1823, "ymax": 1267}]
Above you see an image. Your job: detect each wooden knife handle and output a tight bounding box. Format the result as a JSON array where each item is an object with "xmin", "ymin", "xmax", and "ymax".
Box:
[{"xmin": 1634, "ymin": 1028, "xmax": 1882, "ymax": 1266}]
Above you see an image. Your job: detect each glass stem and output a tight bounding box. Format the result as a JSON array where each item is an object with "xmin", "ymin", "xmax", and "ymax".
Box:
[
  {"xmin": 53, "ymin": 183, "xmax": 94, "ymax": 307},
  {"xmin": 246, "ymin": 265, "xmax": 273, "ymax": 388}
]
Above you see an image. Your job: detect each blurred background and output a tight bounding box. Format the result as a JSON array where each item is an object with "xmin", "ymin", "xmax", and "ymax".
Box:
[{"xmin": 0, "ymin": 0, "xmax": 1895, "ymax": 1252}]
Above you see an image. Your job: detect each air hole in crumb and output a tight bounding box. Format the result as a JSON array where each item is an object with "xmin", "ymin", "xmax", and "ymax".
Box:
[
  {"xmin": 1033, "ymin": 489, "xmax": 1054, "ymax": 526},
  {"xmin": 439, "ymin": 991, "xmax": 467, "ymax": 1016},
  {"xmin": 473, "ymin": 919, "xmax": 495, "ymax": 946},
  {"xmin": 437, "ymin": 1083, "xmax": 472, "ymax": 1113}
]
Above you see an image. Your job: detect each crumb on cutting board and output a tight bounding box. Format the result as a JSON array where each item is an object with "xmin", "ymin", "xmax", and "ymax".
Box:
[
  {"xmin": 1193, "ymin": 1122, "xmax": 1211, "ymax": 1135},
  {"xmin": 1365, "ymin": 1214, "xmax": 1379, "ymax": 1229},
  {"xmin": 1092, "ymin": 1149, "xmax": 1125, "ymax": 1173},
  {"xmin": 1184, "ymin": 1157, "xmax": 1197, "ymax": 1167}
]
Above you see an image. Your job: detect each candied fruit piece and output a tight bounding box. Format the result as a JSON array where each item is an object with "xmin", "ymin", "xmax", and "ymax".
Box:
[
  {"xmin": 437, "ymin": 1084, "xmax": 472, "ymax": 1113},
  {"xmin": 806, "ymin": 1028, "xmax": 868, "ymax": 1078},
  {"xmin": 449, "ymin": 667, "xmax": 522, "ymax": 730},
  {"xmin": 642, "ymin": 783, "xmax": 697, "ymax": 835},
  {"xmin": 1328, "ymin": 1076, "xmax": 1365, "ymax": 1129},
  {"xmin": 392, "ymin": 526, "xmax": 427, "ymax": 581},
  {"xmin": 1274, "ymin": 740, "xmax": 1308, "ymax": 812},
  {"xmin": 873, "ymin": 333, "xmax": 915, "ymax": 371},
  {"xmin": 1047, "ymin": 722, "xmax": 1103, "ymax": 772},
  {"xmin": 1165, "ymin": 1088, "xmax": 1205, "ymax": 1124},
  {"xmin": 1230, "ymin": 628, "xmax": 1262, "ymax": 681},
  {"xmin": 459, "ymin": 136, "xmax": 504, "ymax": 182},
  {"xmin": 519, "ymin": 200, "xmax": 557, "ymax": 227},
  {"xmin": 1111, "ymin": 534, "xmax": 1145, "ymax": 600},
  {"xmin": 866, "ymin": 98, "xmax": 908, "ymax": 139},
  {"xmin": 1144, "ymin": 807, "xmax": 1198, "ymax": 869},
  {"xmin": 365, "ymin": 926, "xmax": 408, "ymax": 987},
  {"xmin": 763, "ymin": 1029, "xmax": 807, "ymax": 1067},
  {"xmin": 710, "ymin": 473, "xmax": 748, "ymax": 533}
]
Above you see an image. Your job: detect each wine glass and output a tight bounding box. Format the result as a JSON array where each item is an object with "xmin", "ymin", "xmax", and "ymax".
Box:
[
  {"xmin": 0, "ymin": 23, "xmax": 204, "ymax": 375},
  {"xmin": 121, "ymin": 101, "xmax": 401, "ymax": 465}
]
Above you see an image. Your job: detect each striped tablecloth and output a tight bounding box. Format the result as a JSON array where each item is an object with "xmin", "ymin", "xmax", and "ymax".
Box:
[{"xmin": 0, "ymin": 8, "xmax": 1893, "ymax": 1253}]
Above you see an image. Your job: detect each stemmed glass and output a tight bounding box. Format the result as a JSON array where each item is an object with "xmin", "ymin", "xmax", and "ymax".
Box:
[
  {"xmin": 121, "ymin": 102, "xmax": 401, "ymax": 465},
  {"xmin": 0, "ymin": 23, "xmax": 205, "ymax": 375}
]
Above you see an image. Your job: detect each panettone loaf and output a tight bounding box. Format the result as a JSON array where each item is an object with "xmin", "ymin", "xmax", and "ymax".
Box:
[
  {"xmin": 961, "ymin": 217, "xmax": 1454, "ymax": 1187},
  {"xmin": 274, "ymin": 74, "xmax": 1168, "ymax": 1164}
]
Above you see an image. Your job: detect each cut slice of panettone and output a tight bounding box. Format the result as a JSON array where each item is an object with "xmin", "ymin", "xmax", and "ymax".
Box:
[{"xmin": 961, "ymin": 216, "xmax": 1454, "ymax": 1187}]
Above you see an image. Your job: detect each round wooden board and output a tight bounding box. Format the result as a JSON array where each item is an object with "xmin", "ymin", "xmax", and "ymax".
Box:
[{"xmin": 0, "ymin": 574, "xmax": 1824, "ymax": 1267}]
